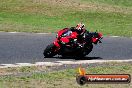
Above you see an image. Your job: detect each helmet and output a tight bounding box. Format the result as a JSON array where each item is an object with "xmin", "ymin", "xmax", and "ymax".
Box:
[{"xmin": 75, "ymin": 23, "xmax": 85, "ymax": 31}]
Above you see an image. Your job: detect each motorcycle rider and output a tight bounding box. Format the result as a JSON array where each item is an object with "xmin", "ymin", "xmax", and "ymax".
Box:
[
  {"xmin": 70, "ymin": 23, "xmax": 87, "ymax": 35},
  {"xmin": 69, "ymin": 23, "xmax": 89, "ymax": 47},
  {"xmin": 56, "ymin": 23, "xmax": 90, "ymax": 47}
]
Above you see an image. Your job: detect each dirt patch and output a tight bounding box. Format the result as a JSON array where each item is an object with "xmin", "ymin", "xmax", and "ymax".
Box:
[
  {"xmin": 78, "ymin": 3, "xmax": 132, "ymax": 14},
  {"xmin": 1, "ymin": 0, "xmax": 131, "ymax": 15},
  {"xmin": 32, "ymin": 0, "xmax": 132, "ymax": 14}
]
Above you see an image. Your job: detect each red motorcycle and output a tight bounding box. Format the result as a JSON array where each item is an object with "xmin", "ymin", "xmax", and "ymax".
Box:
[{"xmin": 43, "ymin": 28, "xmax": 103, "ymax": 58}]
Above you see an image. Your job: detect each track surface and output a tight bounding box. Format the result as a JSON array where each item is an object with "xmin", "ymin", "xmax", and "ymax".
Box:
[{"xmin": 0, "ymin": 32, "xmax": 132, "ymax": 64}]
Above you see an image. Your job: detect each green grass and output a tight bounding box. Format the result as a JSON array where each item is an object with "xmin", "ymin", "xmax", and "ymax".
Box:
[
  {"xmin": 0, "ymin": 0, "xmax": 132, "ymax": 36},
  {"xmin": 0, "ymin": 62, "xmax": 131, "ymax": 88}
]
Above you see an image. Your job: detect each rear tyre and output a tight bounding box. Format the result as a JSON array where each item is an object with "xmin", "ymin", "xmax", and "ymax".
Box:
[{"xmin": 43, "ymin": 44, "xmax": 57, "ymax": 58}]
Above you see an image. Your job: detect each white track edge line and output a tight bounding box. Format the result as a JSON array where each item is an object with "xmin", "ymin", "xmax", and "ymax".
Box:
[
  {"xmin": 1, "ymin": 31, "xmax": 132, "ymax": 39},
  {"xmin": 0, "ymin": 60, "xmax": 132, "ymax": 68}
]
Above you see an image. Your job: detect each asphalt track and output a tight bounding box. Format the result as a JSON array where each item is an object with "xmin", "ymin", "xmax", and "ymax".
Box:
[{"xmin": 0, "ymin": 32, "xmax": 132, "ymax": 64}]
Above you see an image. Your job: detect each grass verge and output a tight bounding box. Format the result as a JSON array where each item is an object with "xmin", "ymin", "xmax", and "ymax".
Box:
[
  {"xmin": 0, "ymin": 62, "xmax": 132, "ymax": 88},
  {"xmin": 0, "ymin": 0, "xmax": 132, "ymax": 37}
]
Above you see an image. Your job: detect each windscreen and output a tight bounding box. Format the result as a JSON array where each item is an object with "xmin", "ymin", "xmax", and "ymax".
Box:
[{"xmin": 62, "ymin": 30, "xmax": 72, "ymax": 37}]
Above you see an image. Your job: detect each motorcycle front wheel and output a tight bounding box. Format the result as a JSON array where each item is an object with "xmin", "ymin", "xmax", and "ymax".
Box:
[
  {"xmin": 84, "ymin": 44, "xmax": 93, "ymax": 56},
  {"xmin": 43, "ymin": 43, "xmax": 57, "ymax": 58}
]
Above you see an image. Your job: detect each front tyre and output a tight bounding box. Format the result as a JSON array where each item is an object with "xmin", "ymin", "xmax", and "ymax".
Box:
[
  {"xmin": 43, "ymin": 44, "xmax": 57, "ymax": 58},
  {"xmin": 84, "ymin": 44, "xmax": 93, "ymax": 56},
  {"xmin": 75, "ymin": 44, "xmax": 93, "ymax": 60}
]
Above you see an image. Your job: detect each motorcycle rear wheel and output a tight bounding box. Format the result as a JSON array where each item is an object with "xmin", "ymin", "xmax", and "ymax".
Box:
[{"xmin": 43, "ymin": 43, "xmax": 57, "ymax": 58}]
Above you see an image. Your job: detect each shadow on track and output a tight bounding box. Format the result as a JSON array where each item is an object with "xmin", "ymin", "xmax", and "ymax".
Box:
[
  {"xmin": 44, "ymin": 56, "xmax": 103, "ymax": 60},
  {"xmin": 75, "ymin": 57, "xmax": 103, "ymax": 60}
]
